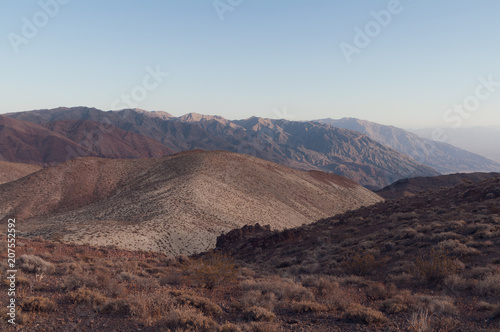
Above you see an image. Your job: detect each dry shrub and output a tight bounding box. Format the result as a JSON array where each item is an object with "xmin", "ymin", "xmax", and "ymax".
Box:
[
  {"xmin": 157, "ymin": 308, "xmax": 219, "ymax": 332},
  {"xmin": 55, "ymin": 261, "xmax": 83, "ymax": 276},
  {"xmin": 107, "ymin": 280, "xmax": 128, "ymax": 298},
  {"xmin": 247, "ymin": 322, "xmax": 282, "ymax": 332},
  {"xmin": 388, "ymin": 272, "xmax": 413, "ymax": 284},
  {"xmin": 170, "ymin": 291, "xmax": 223, "ymax": 317},
  {"xmin": 98, "ymin": 299, "xmax": 132, "ymax": 316},
  {"xmin": 407, "ymin": 309, "xmax": 431, "ymax": 332},
  {"xmin": 240, "ymin": 290, "xmax": 276, "ymax": 311},
  {"xmin": 380, "ymin": 289, "xmax": 415, "ymax": 314},
  {"xmin": 412, "ymin": 249, "xmax": 461, "ymax": 283},
  {"xmin": 61, "ymin": 272, "xmax": 98, "ymax": 291},
  {"xmin": 127, "ymin": 293, "xmax": 175, "ymax": 325},
  {"xmin": 436, "ymin": 239, "xmax": 480, "ymax": 256},
  {"xmin": 220, "ymin": 322, "xmax": 242, "ymax": 332},
  {"xmin": 301, "ymin": 275, "xmax": 339, "ymax": 297},
  {"xmin": 492, "ymin": 305, "xmax": 500, "ymax": 320},
  {"xmin": 64, "ymin": 287, "xmax": 107, "ymax": 308},
  {"xmin": 322, "ymin": 284, "xmax": 355, "ymax": 311},
  {"xmin": 465, "ymin": 264, "xmax": 500, "ymax": 279},
  {"xmin": 443, "ymin": 274, "xmax": 476, "ymax": 293},
  {"xmin": 475, "ymin": 301, "xmax": 496, "ymax": 311},
  {"xmin": 158, "ymin": 268, "xmax": 184, "ymax": 286},
  {"xmin": 3, "ymin": 272, "xmax": 30, "ymax": 287},
  {"xmin": 416, "ymin": 295, "xmax": 457, "ymax": 316},
  {"xmin": 243, "ymin": 306, "xmax": 275, "ymax": 322},
  {"xmin": 116, "ymin": 271, "xmax": 159, "ymax": 290},
  {"xmin": 476, "ymin": 272, "xmax": 500, "ymax": 296},
  {"xmin": 184, "ymin": 252, "xmax": 238, "ymax": 289},
  {"xmin": 365, "ymin": 282, "xmax": 397, "ymax": 300},
  {"xmin": 0, "ymin": 306, "xmax": 26, "ymax": 325},
  {"xmin": 21, "ymin": 296, "xmax": 56, "ymax": 312},
  {"xmin": 395, "ymin": 227, "xmax": 418, "ymax": 239},
  {"xmin": 341, "ymin": 251, "xmax": 388, "ymax": 275},
  {"xmin": 241, "ymin": 276, "xmax": 314, "ymax": 301},
  {"xmin": 343, "ymin": 303, "xmax": 386, "ymax": 324},
  {"xmin": 430, "ymin": 231, "xmax": 462, "ymax": 242},
  {"xmin": 18, "ymin": 255, "xmax": 54, "ymax": 274},
  {"xmin": 238, "ymin": 267, "xmax": 256, "ymax": 279},
  {"xmin": 289, "ymin": 301, "xmax": 327, "ymax": 313},
  {"xmin": 433, "ymin": 316, "xmax": 461, "ymax": 332}
]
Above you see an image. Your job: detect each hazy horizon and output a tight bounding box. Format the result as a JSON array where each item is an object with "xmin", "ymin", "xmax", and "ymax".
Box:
[{"xmin": 2, "ymin": 1, "xmax": 499, "ymax": 128}]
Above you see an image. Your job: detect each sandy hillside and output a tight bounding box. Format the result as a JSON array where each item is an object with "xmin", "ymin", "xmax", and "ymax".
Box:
[
  {"xmin": 0, "ymin": 150, "xmax": 382, "ymax": 255},
  {"xmin": 0, "ymin": 161, "xmax": 42, "ymax": 184}
]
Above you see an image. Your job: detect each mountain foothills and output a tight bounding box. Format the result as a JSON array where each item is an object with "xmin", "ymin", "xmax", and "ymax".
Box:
[
  {"xmin": 0, "ymin": 150, "xmax": 382, "ymax": 256},
  {"xmin": 317, "ymin": 117, "xmax": 500, "ymax": 174},
  {"xmin": 4, "ymin": 107, "xmax": 442, "ymax": 188}
]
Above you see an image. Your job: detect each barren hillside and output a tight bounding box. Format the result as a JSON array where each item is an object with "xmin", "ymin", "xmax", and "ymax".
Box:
[
  {"xmin": 0, "ymin": 161, "xmax": 42, "ymax": 184},
  {"xmin": 0, "ymin": 150, "xmax": 382, "ymax": 255}
]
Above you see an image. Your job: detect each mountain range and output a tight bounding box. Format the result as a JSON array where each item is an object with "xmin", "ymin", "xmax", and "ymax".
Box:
[
  {"xmin": 4, "ymin": 107, "xmax": 441, "ymax": 189},
  {"xmin": 410, "ymin": 126, "xmax": 500, "ymax": 163},
  {"xmin": 4, "ymin": 107, "xmax": 500, "ymax": 189},
  {"xmin": 316, "ymin": 117, "xmax": 500, "ymax": 174}
]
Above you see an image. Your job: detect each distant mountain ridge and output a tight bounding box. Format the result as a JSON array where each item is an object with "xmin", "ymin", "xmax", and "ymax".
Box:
[
  {"xmin": 376, "ymin": 172, "xmax": 500, "ymax": 200},
  {"xmin": 410, "ymin": 127, "xmax": 500, "ymax": 163},
  {"xmin": 5, "ymin": 107, "xmax": 440, "ymax": 189},
  {"xmin": 316, "ymin": 117, "xmax": 500, "ymax": 174}
]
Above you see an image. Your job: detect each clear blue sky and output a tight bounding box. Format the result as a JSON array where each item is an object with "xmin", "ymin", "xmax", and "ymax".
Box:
[{"xmin": 1, "ymin": 0, "xmax": 499, "ymax": 127}]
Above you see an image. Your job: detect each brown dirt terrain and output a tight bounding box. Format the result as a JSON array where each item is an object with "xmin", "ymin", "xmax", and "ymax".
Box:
[
  {"xmin": 0, "ymin": 150, "xmax": 382, "ymax": 256},
  {"xmin": 0, "ymin": 161, "xmax": 41, "ymax": 185},
  {"xmin": 214, "ymin": 176, "xmax": 500, "ymax": 331}
]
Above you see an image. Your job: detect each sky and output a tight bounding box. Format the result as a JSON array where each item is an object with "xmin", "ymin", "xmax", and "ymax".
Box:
[{"xmin": 1, "ymin": 0, "xmax": 499, "ymax": 128}]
